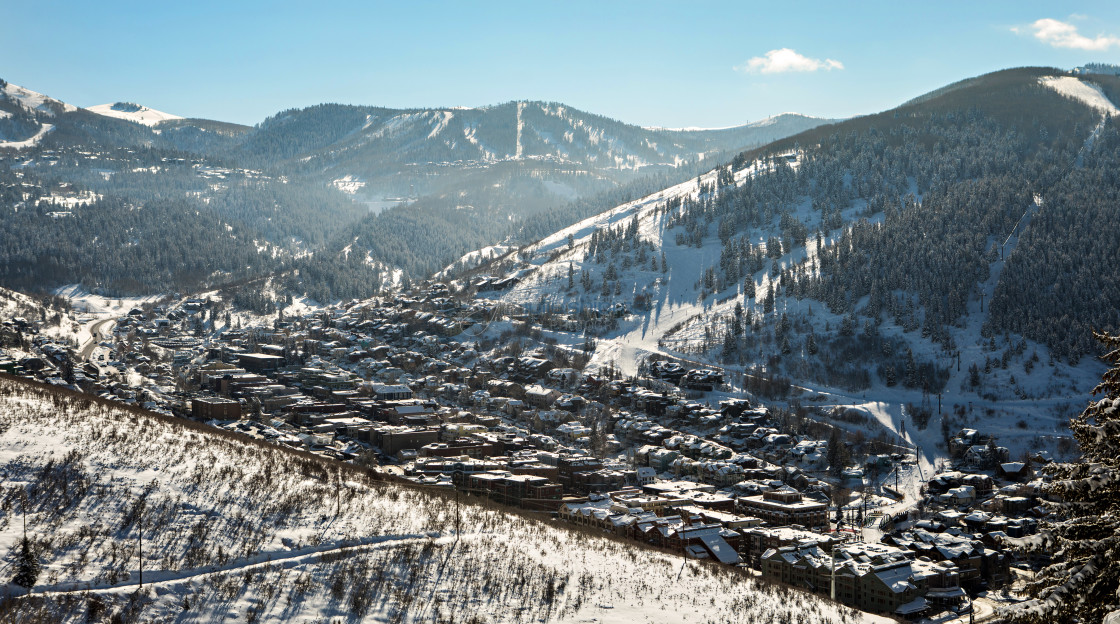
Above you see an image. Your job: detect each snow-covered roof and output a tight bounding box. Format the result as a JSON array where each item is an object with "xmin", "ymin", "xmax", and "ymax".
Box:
[
  {"xmin": 895, "ymin": 597, "xmax": 928, "ymax": 615},
  {"xmin": 699, "ymin": 531, "xmax": 741, "ymax": 564}
]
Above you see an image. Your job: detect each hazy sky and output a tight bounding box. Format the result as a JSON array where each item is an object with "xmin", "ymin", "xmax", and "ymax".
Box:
[{"xmin": 5, "ymin": 1, "xmax": 1120, "ymax": 127}]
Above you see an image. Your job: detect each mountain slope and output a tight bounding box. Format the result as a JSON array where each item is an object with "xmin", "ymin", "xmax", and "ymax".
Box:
[
  {"xmin": 473, "ymin": 66, "xmax": 1115, "ymax": 466},
  {"xmin": 0, "ymin": 376, "xmax": 882, "ymax": 624},
  {"xmin": 228, "ymin": 101, "xmax": 833, "ymax": 225}
]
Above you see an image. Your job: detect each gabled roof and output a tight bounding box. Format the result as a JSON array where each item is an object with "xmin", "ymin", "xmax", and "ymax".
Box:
[{"xmin": 699, "ymin": 532, "xmax": 741, "ymax": 564}]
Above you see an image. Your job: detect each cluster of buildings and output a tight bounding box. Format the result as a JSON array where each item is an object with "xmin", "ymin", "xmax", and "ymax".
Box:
[{"xmin": 0, "ymin": 286, "xmax": 1054, "ymax": 620}]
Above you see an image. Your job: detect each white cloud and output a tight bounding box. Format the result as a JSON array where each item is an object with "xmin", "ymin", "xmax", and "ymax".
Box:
[
  {"xmin": 735, "ymin": 48, "xmax": 844, "ymax": 75},
  {"xmin": 1026, "ymin": 18, "xmax": 1120, "ymax": 51}
]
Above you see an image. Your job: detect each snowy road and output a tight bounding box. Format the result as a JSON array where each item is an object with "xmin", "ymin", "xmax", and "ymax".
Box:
[
  {"xmin": 27, "ymin": 533, "xmax": 442, "ymax": 597},
  {"xmin": 79, "ymin": 318, "xmax": 115, "ymax": 360}
]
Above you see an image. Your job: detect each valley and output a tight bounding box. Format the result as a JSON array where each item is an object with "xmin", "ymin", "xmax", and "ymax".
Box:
[{"xmin": 1, "ymin": 64, "xmax": 1119, "ymax": 624}]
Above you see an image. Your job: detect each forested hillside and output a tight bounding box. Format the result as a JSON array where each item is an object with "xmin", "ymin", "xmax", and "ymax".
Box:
[
  {"xmin": 482, "ymin": 67, "xmax": 1117, "ymax": 418},
  {"xmin": 659, "ymin": 67, "xmax": 1114, "ymax": 364},
  {"xmin": 2, "ymin": 77, "xmax": 823, "ymax": 299},
  {"xmin": 0, "ymin": 195, "xmax": 270, "ymax": 294}
]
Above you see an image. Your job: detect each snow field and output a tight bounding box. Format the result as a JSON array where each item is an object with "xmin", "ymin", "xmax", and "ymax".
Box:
[
  {"xmin": 85, "ymin": 103, "xmax": 184, "ymax": 127},
  {"xmin": 1038, "ymin": 76, "xmax": 1120, "ymax": 116}
]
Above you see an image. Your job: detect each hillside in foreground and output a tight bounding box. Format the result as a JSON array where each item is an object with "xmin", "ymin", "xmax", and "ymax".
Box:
[{"xmin": 0, "ymin": 377, "xmax": 883, "ymax": 623}]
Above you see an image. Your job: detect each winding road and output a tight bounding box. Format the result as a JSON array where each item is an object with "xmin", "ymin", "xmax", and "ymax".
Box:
[{"xmin": 79, "ymin": 318, "xmax": 116, "ymax": 361}]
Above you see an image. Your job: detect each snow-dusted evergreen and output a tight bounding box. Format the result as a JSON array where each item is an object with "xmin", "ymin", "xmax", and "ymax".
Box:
[{"xmin": 1001, "ymin": 331, "xmax": 1120, "ymax": 624}]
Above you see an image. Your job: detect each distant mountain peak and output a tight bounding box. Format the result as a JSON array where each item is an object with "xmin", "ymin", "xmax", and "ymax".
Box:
[
  {"xmin": 644, "ymin": 113, "xmax": 833, "ymax": 133},
  {"xmin": 86, "ymin": 101, "xmax": 184, "ymax": 126},
  {"xmin": 0, "ymin": 81, "xmax": 78, "ymax": 116}
]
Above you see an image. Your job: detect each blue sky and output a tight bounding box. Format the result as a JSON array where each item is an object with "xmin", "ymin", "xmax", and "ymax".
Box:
[{"xmin": 5, "ymin": 1, "xmax": 1120, "ymax": 127}]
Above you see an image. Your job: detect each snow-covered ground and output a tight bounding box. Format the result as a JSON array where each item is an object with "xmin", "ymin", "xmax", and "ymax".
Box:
[
  {"xmin": 0, "ymin": 122, "xmax": 54, "ymax": 150},
  {"xmin": 0, "ymin": 286, "xmax": 84, "ymax": 350},
  {"xmin": 436, "ymin": 242, "xmax": 517, "ymax": 278},
  {"xmin": 330, "ymin": 174, "xmax": 366, "ymax": 194},
  {"xmin": 1039, "ymin": 75, "xmax": 1120, "ymax": 116},
  {"xmin": 0, "ymin": 378, "xmax": 886, "ymax": 623},
  {"xmin": 53, "ymin": 285, "xmax": 164, "ymax": 317}
]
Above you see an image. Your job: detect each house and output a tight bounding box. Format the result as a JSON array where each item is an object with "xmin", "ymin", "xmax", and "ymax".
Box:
[
  {"xmin": 998, "ymin": 462, "xmax": 1033, "ymax": 482},
  {"xmin": 741, "ymin": 526, "xmax": 837, "ymax": 568},
  {"xmin": 467, "ymin": 472, "xmax": 563, "ymax": 510},
  {"xmin": 738, "ymin": 486, "xmax": 829, "ymax": 530},
  {"xmin": 369, "ymin": 425, "xmax": 440, "ymax": 455},
  {"xmin": 885, "ymin": 528, "xmax": 1010, "ymax": 590},
  {"xmin": 524, "ymin": 385, "xmax": 561, "ymax": 409},
  {"xmin": 419, "ymin": 438, "xmax": 504, "ymax": 459},
  {"xmin": 636, "ymin": 467, "xmax": 657, "ymax": 485},
  {"xmin": 940, "ymin": 485, "xmax": 976, "ymax": 507},
  {"xmin": 513, "ymin": 356, "xmax": 555, "ymax": 381},
  {"xmin": 961, "ymin": 473, "xmax": 994, "ymax": 494},
  {"xmin": 668, "ymin": 521, "xmax": 742, "ymax": 564},
  {"xmin": 962, "ymin": 443, "xmax": 1010, "ymax": 469}
]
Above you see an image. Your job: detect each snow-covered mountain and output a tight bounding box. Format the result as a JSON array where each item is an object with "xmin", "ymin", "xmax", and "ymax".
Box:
[
  {"xmin": 0, "ymin": 81, "xmax": 77, "ymax": 116},
  {"xmin": 0, "ymin": 81, "xmax": 76, "ymax": 148},
  {"xmin": 230, "ymin": 100, "xmax": 834, "ymax": 203},
  {"xmin": 0, "ymin": 78, "xmax": 250, "ymax": 154},
  {"xmin": 467, "ymin": 67, "xmax": 1120, "ymax": 468},
  {"xmin": 85, "ymin": 101, "xmax": 184, "ymax": 126},
  {"xmin": 0, "ymin": 75, "xmax": 833, "ymax": 297}
]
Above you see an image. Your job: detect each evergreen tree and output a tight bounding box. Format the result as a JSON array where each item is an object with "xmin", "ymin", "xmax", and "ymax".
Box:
[
  {"xmin": 1003, "ymin": 331, "xmax": 1120, "ymax": 624},
  {"xmin": 11, "ymin": 535, "xmax": 39, "ymax": 589},
  {"xmin": 884, "ymin": 365, "xmax": 897, "ymax": 387},
  {"xmin": 826, "ymin": 427, "xmax": 850, "ymax": 476}
]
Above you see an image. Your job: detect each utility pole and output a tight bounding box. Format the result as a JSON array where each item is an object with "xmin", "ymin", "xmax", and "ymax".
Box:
[
  {"xmin": 830, "ymin": 546, "xmax": 836, "ymax": 601},
  {"xmin": 21, "ymin": 488, "xmax": 27, "ymax": 546},
  {"xmin": 138, "ymin": 500, "xmax": 143, "ymax": 590}
]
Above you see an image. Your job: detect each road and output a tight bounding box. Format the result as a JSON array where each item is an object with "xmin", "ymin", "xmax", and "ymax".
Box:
[{"xmin": 79, "ymin": 318, "xmax": 116, "ymax": 360}]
